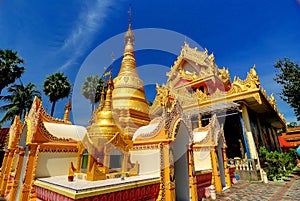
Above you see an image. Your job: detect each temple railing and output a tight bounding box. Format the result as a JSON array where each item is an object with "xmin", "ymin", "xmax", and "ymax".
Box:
[{"xmin": 228, "ymin": 157, "xmax": 261, "ymax": 181}]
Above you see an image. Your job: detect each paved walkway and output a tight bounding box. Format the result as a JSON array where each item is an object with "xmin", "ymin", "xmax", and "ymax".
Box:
[{"xmin": 214, "ymin": 169, "xmax": 300, "ymax": 201}]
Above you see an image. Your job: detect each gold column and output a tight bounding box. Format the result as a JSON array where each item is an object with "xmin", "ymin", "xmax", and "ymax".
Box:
[
  {"xmin": 19, "ymin": 145, "xmax": 38, "ymax": 201},
  {"xmin": 198, "ymin": 114, "xmax": 202, "ymax": 128},
  {"xmin": 77, "ymin": 142, "xmax": 85, "ymax": 173},
  {"xmin": 222, "ymin": 148, "xmax": 231, "ymax": 187},
  {"xmin": 210, "ymin": 148, "xmax": 222, "ymax": 193},
  {"xmin": 0, "ymin": 149, "xmax": 16, "ymax": 196},
  {"xmin": 0, "ymin": 151, "xmax": 9, "ymax": 191},
  {"xmin": 121, "ymin": 151, "xmax": 129, "ymax": 173},
  {"xmin": 241, "ymin": 104, "xmax": 258, "ymax": 159},
  {"xmin": 103, "ymin": 147, "xmax": 110, "ymax": 173},
  {"xmin": 77, "ymin": 153, "xmax": 82, "ymax": 173},
  {"xmin": 188, "ymin": 146, "xmax": 198, "ymax": 201},
  {"xmin": 87, "ymin": 154, "xmax": 95, "ymax": 179},
  {"xmin": 9, "ymin": 148, "xmax": 25, "ymax": 201},
  {"xmin": 164, "ymin": 144, "xmax": 175, "ymax": 201}
]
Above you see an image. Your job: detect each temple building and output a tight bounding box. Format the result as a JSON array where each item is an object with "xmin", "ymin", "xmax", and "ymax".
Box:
[
  {"xmin": 0, "ymin": 17, "xmax": 286, "ymax": 201},
  {"xmin": 279, "ymin": 126, "xmax": 300, "ymax": 152}
]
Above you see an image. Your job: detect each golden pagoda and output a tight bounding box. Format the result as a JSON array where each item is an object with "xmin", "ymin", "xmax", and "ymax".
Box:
[
  {"xmin": 112, "ymin": 20, "xmax": 150, "ymax": 140},
  {"xmin": 79, "ymin": 73, "xmax": 134, "ymax": 181}
]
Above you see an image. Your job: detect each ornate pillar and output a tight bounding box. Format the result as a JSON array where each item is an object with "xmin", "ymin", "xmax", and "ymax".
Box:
[
  {"xmin": 0, "ymin": 150, "xmax": 9, "ymax": 191},
  {"xmin": 210, "ymin": 148, "xmax": 222, "ymax": 193},
  {"xmin": 188, "ymin": 146, "xmax": 198, "ymax": 201},
  {"xmin": 164, "ymin": 144, "xmax": 175, "ymax": 201},
  {"xmin": 19, "ymin": 144, "xmax": 38, "ymax": 201},
  {"xmin": 9, "ymin": 148, "xmax": 26, "ymax": 201},
  {"xmin": 157, "ymin": 143, "xmax": 174, "ymax": 201},
  {"xmin": 87, "ymin": 154, "xmax": 95, "ymax": 174},
  {"xmin": 77, "ymin": 143, "xmax": 85, "ymax": 173},
  {"xmin": 122, "ymin": 151, "xmax": 129, "ymax": 173},
  {"xmin": 222, "ymin": 148, "xmax": 231, "ymax": 187},
  {"xmin": 198, "ymin": 114, "xmax": 202, "ymax": 128},
  {"xmin": 240, "ymin": 104, "xmax": 257, "ymax": 159},
  {"xmin": 0, "ymin": 149, "xmax": 16, "ymax": 196},
  {"xmin": 103, "ymin": 146, "xmax": 111, "ymax": 173}
]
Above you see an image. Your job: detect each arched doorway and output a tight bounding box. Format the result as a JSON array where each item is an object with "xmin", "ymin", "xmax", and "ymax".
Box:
[{"xmin": 173, "ymin": 121, "xmax": 191, "ymax": 201}]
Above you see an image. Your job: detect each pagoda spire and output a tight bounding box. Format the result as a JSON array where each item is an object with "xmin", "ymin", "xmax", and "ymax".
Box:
[{"xmin": 112, "ymin": 7, "xmax": 150, "ymax": 139}]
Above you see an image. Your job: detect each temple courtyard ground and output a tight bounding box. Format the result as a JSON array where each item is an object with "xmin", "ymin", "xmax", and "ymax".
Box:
[{"xmin": 212, "ymin": 168, "xmax": 300, "ymax": 201}]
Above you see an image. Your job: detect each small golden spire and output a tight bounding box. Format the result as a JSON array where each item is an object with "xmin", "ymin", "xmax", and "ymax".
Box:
[
  {"xmin": 128, "ymin": 4, "xmax": 132, "ymax": 29},
  {"xmin": 124, "ymin": 5, "xmax": 135, "ymax": 55},
  {"xmin": 64, "ymin": 85, "xmax": 72, "ymax": 122},
  {"xmin": 88, "ymin": 68, "xmax": 120, "ymax": 140},
  {"xmin": 63, "ymin": 99, "xmax": 72, "ymax": 122}
]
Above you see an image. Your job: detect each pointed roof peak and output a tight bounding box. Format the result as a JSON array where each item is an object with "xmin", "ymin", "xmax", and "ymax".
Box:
[
  {"xmin": 124, "ymin": 5, "xmax": 135, "ymax": 46},
  {"xmin": 128, "ymin": 4, "xmax": 132, "ymax": 29}
]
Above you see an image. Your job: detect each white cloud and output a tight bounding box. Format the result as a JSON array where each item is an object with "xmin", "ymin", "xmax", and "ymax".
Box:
[{"xmin": 58, "ymin": 0, "xmax": 117, "ymax": 71}]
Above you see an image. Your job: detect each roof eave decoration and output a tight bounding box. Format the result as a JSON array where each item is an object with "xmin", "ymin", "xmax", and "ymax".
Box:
[
  {"xmin": 260, "ymin": 89, "xmax": 286, "ymax": 125},
  {"xmin": 133, "ymin": 116, "xmax": 164, "ymax": 141},
  {"xmin": 167, "ymin": 43, "xmax": 219, "ymax": 85},
  {"xmin": 7, "ymin": 116, "xmax": 23, "ymax": 149},
  {"xmin": 193, "ymin": 114, "xmax": 225, "ymax": 147},
  {"xmin": 107, "ymin": 131, "xmax": 132, "ymax": 152},
  {"xmin": 26, "ymin": 97, "xmax": 75, "ymax": 144},
  {"xmin": 194, "ymin": 65, "xmax": 261, "ymax": 105}
]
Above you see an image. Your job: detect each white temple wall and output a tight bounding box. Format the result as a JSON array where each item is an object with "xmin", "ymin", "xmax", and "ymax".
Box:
[
  {"xmin": 129, "ymin": 149, "xmax": 160, "ymax": 176},
  {"xmin": 35, "ymin": 152, "xmax": 77, "ymax": 177},
  {"xmin": 193, "ymin": 149, "xmax": 212, "ymax": 171}
]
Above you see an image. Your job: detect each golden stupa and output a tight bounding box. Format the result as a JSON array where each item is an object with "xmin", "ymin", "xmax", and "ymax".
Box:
[
  {"xmin": 112, "ymin": 22, "xmax": 150, "ymax": 140},
  {"xmin": 86, "ymin": 75, "xmax": 121, "ymax": 143}
]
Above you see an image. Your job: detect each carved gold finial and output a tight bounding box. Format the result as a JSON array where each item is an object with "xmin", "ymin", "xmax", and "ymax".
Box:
[
  {"xmin": 63, "ymin": 99, "xmax": 72, "ymax": 122},
  {"xmin": 269, "ymin": 93, "xmax": 276, "ymax": 106},
  {"xmin": 128, "ymin": 4, "xmax": 132, "ymax": 29},
  {"xmin": 208, "ymin": 53, "xmax": 215, "ymax": 62},
  {"xmin": 64, "ymin": 87, "xmax": 72, "ymax": 122},
  {"xmin": 124, "ymin": 5, "xmax": 134, "ymax": 53}
]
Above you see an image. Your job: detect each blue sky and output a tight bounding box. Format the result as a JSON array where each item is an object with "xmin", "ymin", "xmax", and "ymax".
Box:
[{"xmin": 1, "ymin": 0, "xmax": 300, "ymax": 126}]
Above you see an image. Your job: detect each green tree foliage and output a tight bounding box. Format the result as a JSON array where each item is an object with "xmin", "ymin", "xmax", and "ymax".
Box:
[
  {"xmin": 259, "ymin": 147, "xmax": 297, "ymax": 180},
  {"xmin": 287, "ymin": 122, "xmax": 298, "ymax": 128},
  {"xmin": 43, "ymin": 72, "xmax": 71, "ymax": 116},
  {"xmin": 0, "ymin": 82, "xmax": 41, "ymax": 125},
  {"xmin": 81, "ymin": 75, "xmax": 104, "ymax": 114},
  {"xmin": 0, "ymin": 49, "xmax": 25, "ymax": 94},
  {"xmin": 274, "ymin": 58, "xmax": 300, "ymax": 120}
]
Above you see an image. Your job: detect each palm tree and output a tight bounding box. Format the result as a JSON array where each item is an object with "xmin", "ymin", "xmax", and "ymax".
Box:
[
  {"xmin": 43, "ymin": 72, "xmax": 71, "ymax": 116},
  {"xmin": 81, "ymin": 75, "xmax": 104, "ymax": 113},
  {"xmin": 0, "ymin": 82, "xmax": 41, "ymax": 125},
  {"xmin": 0, "ymin": 49, "xmax": 25, "ymax": 94}
]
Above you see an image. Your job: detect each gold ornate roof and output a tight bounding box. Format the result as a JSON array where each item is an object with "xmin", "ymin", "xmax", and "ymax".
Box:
[
  {"xmin": 25, "ymin": 97, "xmax": 80, "ymax": 144},
  {"xmin": 152, "ymin": 44, "xmax": 286, "ymax": 128},
  {"xmin": 112, "ymin": 22, "xmax": 150, "ymax": 139}
]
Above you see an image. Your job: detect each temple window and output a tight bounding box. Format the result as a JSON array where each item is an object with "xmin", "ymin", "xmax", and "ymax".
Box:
[
  {"xmin": 109, "ymin": 149, "xmax": 123, "ymax": 172},
  {"xmin": 81, "ymin": 149, "xmax": 88, "ymax": 173}
]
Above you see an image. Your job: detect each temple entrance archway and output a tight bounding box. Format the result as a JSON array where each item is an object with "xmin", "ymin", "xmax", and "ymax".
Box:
[
  {"xmin": 173, "ymin": 120, "xmax": 191, "ymax": 201},
  {"xmin": 223, "ymin": 114, "xmax": 245, "ymax": 159}
]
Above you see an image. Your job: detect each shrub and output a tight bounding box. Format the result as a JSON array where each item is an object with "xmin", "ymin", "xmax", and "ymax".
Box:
[{"xmin": 259, "ymin": 147, "xmax": 297, "ymax": 180}]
